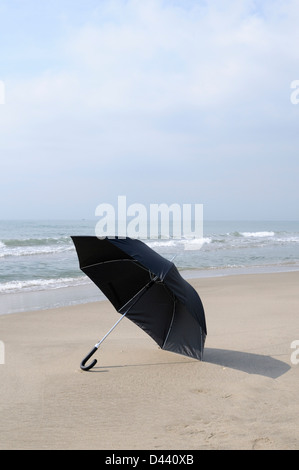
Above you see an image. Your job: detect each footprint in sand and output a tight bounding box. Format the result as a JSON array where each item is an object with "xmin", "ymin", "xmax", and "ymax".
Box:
[{"xmin": 252, "ymin": 437, "xmax": 273, "ymax": 450}]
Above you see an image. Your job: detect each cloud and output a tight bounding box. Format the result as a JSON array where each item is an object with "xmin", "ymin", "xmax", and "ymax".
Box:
[
  {"xmin": 61, "ymin": 0, "xmax": 298, "ymax": 111},
  {"xmin": 1, "ymin": 0, "xmax": 299, "ymax": 218},
  {"xmin": 3, "ymin": 1, "xmax": 295, "ymax": 115}
]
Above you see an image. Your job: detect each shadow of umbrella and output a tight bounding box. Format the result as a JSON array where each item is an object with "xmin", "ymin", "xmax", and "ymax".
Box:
[{"xmin": 204, "ymin": 348, "xmax": 291, "ymax": 379}]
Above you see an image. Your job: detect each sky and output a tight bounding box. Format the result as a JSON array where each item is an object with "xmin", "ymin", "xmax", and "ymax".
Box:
[{"xmin": 0, "ymin": 0, "xmax": 299, "ymax": 220}]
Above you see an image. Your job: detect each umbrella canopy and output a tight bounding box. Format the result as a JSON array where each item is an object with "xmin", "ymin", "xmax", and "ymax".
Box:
[{"xmin": 71, "ymin": 236, "xmax": 207, "ymax": 364}]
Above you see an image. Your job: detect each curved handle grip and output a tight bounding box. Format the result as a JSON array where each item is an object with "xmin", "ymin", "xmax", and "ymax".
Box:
[{"xmin": 80, "ymin": 346, "xmax": 98, "ymax": 371}]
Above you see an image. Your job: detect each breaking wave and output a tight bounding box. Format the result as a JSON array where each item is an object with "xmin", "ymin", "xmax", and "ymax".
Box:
[
  {"xmin": 240, "ymin": 231, "xmax": 275, "ymax": 238},
  {"xmin": 0, "ymin": 237, "xmax": 73, "ymax": 258},
  {"xmin": 0, "ymin": 276, "xmax": 88, "ymax": 294}
]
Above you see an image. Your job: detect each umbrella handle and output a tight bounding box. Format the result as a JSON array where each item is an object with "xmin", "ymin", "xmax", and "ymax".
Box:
[{"xmin": 80, "ymin": 346, "xmax": 98, "ymax": 371}]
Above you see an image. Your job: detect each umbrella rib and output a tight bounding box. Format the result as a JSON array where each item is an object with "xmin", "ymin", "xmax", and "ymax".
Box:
[
  {"xmin": 82, "ymin": 259, "xmax": 151, "ymax": 275},
  {"xmin": 82, "ymin": 259, "xmax": 134, "ymax": 269},
  {"xmin": 162, "ymin": 300, "xmax": 176, "ymax": 350}
]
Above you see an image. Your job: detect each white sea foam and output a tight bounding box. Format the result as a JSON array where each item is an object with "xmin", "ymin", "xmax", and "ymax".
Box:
[
  {"xmin": 146, "ymin": 239, "xmax": 177, "ymax": 248},
  {"xmin": 0, "ymin": 241, "xmax": 5, "ymax": 256},
  {"xmin": 146, "ymin": 237, "xmax": 212, "ymax": 251},
  {"xmin": 241, "ymin": 231, "xmax": 275, "ymax": 238},
  {"xmin": 183, "ymin": 237, "xmax": 212, "ymax": 251},
  {"xmin": 0, "ymin": 243, "xmax": 73, "ymax": 258},
  {"xmin": 0, "ymin": 276, "xmax": 88, "ymax": 294},
  {"xmin": 275, "ymin": 236, "xmax": 299, "ymax": 243}
]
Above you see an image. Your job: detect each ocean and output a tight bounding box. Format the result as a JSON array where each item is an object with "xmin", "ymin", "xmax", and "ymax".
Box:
[{"xmin": 1, "ymin": 219, "xmax": 299, "ymax": 315}]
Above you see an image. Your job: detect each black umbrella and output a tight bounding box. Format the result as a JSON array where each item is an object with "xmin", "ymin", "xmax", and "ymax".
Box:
[{"xmin": 71, "ymin": 236, "xmax": 207, "ymax": 371}]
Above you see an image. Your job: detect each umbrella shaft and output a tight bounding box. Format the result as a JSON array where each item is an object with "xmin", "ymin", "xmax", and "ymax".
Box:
[
  {"xmin": 94, "ymin": 274, "xmax": 160, "ymax": 350},
  {"xmin": 95, "ymin": 310, "xmax": 128, "ymax": 348}
]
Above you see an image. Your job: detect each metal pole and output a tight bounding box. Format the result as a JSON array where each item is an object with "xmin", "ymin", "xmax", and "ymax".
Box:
[{"xmin": 95, "ymin": 310, "xmax": 128, "ymax": 348}]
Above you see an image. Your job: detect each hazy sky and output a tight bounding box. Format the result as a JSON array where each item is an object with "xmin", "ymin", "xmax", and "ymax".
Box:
[{"xmin": 0, "ymin": 0, "xmax": 299, "ymax": 220}]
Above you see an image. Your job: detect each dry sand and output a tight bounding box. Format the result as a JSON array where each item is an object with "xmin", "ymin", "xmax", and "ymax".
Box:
[{"xmin": 0, "ymin": 271, "xmax": 298, "ymax": 450}]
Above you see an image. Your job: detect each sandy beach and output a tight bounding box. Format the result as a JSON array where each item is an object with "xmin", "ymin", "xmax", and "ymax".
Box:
[{"xmin": 0, "ymin": 271, "xmax": 298, "ymax": 450}]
